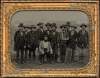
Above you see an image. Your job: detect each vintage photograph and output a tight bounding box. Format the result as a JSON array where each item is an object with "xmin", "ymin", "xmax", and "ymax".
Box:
[{"xmin": 10, "ymin": 11, "xmax": 89, "ymax": 69}]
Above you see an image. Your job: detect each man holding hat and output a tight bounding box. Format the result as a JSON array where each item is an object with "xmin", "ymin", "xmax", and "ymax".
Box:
[{"xmin": 14, "ymin": 23, "xmax": 25, "ymax": 64}]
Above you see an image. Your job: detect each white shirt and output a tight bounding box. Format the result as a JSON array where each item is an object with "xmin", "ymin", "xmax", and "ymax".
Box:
[{"xmin": 42, "ymin": 41, "xmax": 49, "ymax": 48}]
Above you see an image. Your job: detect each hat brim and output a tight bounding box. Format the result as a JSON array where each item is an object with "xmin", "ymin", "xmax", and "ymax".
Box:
[
  {"xmin": 60, "ymin": 26, "xmax": 66, "ymax": 28},
  {"xmin": 80, "ymin": 25, "xmax": 87, "ymax": 27},
  {"xmin": 37, "ymin": 23, "xmax": 43, "ymax": 26}
]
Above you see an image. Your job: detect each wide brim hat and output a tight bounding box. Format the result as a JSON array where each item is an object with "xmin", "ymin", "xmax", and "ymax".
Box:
[
  {"xmin": 80, "ymin": 24, "xmax": 87, "ymax": 27},
  {"xmin": 37, "ymin": 22, "xmax": 43, "ymax": 26},
  {"xmin": 18, "ymin": 23, "xmax": 24, "ymax": 27}
]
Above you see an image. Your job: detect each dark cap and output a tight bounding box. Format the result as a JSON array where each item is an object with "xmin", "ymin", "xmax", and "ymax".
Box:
[
  {"xmin": 80, "ymin": 24, "xmax": 87, "ymax": 27},
  {"xmin": 37, "ymin": 22, "xmax": 43, "ymax": 26},
  {"xmin": 18, "ymin": 23, "xmax": 24, "ymax": 27}
]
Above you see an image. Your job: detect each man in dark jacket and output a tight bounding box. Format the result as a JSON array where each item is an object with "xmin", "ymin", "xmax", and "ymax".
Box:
[
  {"xmin": 77, "ymin": 24, "xmax": 89, "ymax": 63},
  {"xmin": 50, "ymin": 23, "xmax": 59, "ymax": 63},
  {"xmin": 68, "ymin": 26, "xmax": 77, "ymax": 63},
  {"xmin": 36, "ymin": 22, "xmax": 45, "ymax": 63},
  {"xmin": 24, "ymin": 26, "xmax": 30, "ymax": 62},
  {"xmin": 44, "ymin": 23, "xmax": 52, "ymax": 63},
  {"xmin": 44, "ymin": 23, "xmax": 52, "ymax": 41},
  {"xmin": 77, "ymin": 24, "xmax": 88, "ymax": 49},
  {"xmin": 27, "ymin": 25, "xmax": 37, "ymax": 61},
  {"xmin": 59, "ymin": 24, "xmax": 70, "ymax": 63},
  {"xmin": 14, "ymin": 23, "xmax": 25, "ymax": 64},
  {"xmin": 36, "ymin": 22, "xmax": 45, "ymax": 42}
]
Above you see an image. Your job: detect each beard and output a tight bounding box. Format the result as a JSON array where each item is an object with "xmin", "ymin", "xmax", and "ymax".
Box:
[{"xmin": 44, "ymin": 39, "xmax": 48, "ymax": 42}]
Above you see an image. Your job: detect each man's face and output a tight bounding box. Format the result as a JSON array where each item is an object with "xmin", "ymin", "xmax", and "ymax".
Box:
[
  {"xmin": 62, "ymin": 27, "xmax": 66, "ymax": 31},
  {"xmin": 19, "ymin": 27, "xmax": 24, "ymax": 31},
  {"xmin": 81, "ymin": 26, "xmax": 86, "ymax": 30},
  {"xmin": 25, "ymin": 28, "xmax": 28, "ymax": 31},
  {"xmin": 47, "ymin": 26, "xmax": 51, "ymax": 30},
  {"xmin": 39, "ymin": 24, "xmax": 43, "ymax": 29},
  {"xmin": 70, "ymin": 27, "xmax": 74, "ymax": 31},
  {"xmin": 52, "ymin": 27, "xmax": 56, "ymax": 31},
  {"xmin": 44, "ymin": 36, "xmax": 48, "ymax": 41}
]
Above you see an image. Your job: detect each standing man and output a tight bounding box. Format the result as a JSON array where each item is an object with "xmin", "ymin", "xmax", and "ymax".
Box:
[
  {"xmin": 27, "ymin": 25, "xmax": 37, "ymax": 61},
  {"xmin": 36, "ymin": 22, "xmax": 45, "ymax": 64},
  {"xmin": 14, "ymin": 23, "xmax": 25, "ymax": 64},
  {"xmin": 36, "ymin": 22, "xmax": 45, "ymax": 41},
  {"xmin": 50, "ymin": 23, "xmax": 59, "ymax": 63},
  {"xmin": 44, "ymin": 23, "xmax": 52, "ymax": 63},
  {"xmin": 44, "ymin": 23, "xmax": 52, "ymax": 41},
  {"xmin": 24, "ymin": 26, "xmax": 30, "ymax": 62},
  {"xmin": 77, "ymin": 24, "xmax": 89, "ymax": 63},
  {"xmin": 68, "ymin": 25, "xmax": 77, "ymax": 63},
  {"xmin": 59, "ymin": 25, "xmax": 69, "ymax": 63}
]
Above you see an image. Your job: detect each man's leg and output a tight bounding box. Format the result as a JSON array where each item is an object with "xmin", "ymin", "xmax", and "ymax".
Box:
[
  {"xmin": 24, "ymin": 48, "xmax": 28, "ymax": 61},
  {"xmin": 20, "ymin": 49, "xmax": 24, "ymax": 63},
  {"xmin": 16, "ymin": 49, "xmax": 20, "ymax": 63},
  {"xmin": 32, "ymin": 47, "xmax": 37, "ymax": 61}
]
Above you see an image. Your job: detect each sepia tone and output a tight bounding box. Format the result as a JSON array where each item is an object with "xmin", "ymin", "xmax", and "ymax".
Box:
[{"xmin": 1, "ymin": 0, "xmax": 99, "ymax": 77}]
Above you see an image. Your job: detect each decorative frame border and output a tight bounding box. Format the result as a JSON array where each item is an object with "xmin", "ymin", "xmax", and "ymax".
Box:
[{"xmin": 0, "ymin": 0, "xmax": 99, "ymax": 77}]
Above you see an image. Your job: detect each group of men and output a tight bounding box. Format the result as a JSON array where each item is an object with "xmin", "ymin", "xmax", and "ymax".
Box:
[{"xmin": 14, "ymin": 22, "xmax": 89, "ymax": 64}]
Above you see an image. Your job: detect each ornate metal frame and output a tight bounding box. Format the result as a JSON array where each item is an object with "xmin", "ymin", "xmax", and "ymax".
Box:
[{"xmin": 0, "ymin": 0, "xmax": 99, "ymax": 77}]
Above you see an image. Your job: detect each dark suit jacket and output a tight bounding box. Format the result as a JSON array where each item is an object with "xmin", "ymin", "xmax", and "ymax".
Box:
[
  {"xmin": 36, "ymin": 29, "xmax": 45, "ymax": 47},
  {"xmin": 77, "ymin": 30, "xmax": 89, "ymax": 48},
  {"xmin": 50, "ymin": 31, "xmax": 60, "ymax": 49},
  {"xmin": 69, "ymin": 30, "xmax": 77, "ymax": 49},
  {"xmin": 14, "ymin": 30, "xmax": 25, "ymax": 50},
  {"xmin": 27, "ymin": 30, "xmax": 38, "ymax": 49}
]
